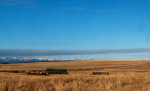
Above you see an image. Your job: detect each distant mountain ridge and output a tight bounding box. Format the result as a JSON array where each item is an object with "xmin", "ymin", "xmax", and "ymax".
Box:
[{"xmin": 0, "ymin": 57, "xmax": 83, "ymax": 63}]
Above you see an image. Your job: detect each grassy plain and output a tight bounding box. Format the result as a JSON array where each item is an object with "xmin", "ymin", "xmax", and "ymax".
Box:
[{"xmin": 1, "ymin": 60, "xmax": 150, "ymax": 91}]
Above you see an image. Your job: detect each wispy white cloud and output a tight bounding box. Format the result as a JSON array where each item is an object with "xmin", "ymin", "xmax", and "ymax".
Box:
[
  {"xmin": 59, "ymin": 6, "xmax": 115, "ymax": 13},
  {"xmin": 31, "ymin": 42, "xmax": 76, "ymax": 46},
  {"xmin": 60, "ymin": 7, "xmax": 85, "ymax": 11},
  {"xmin": 96, "ymin": 9, "xmax": 115, "ymax": 13},
  {"xmin": 0, "ymin": 0, "xmax": 36, "ymax": 6}
]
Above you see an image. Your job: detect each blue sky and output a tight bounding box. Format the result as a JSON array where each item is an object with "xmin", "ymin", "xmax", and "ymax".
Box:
[{"xmin": 0, "ymin": 0, "xmax": 150, "ymax": 60}]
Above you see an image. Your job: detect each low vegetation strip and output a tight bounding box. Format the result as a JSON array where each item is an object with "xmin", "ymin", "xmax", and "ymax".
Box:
[
  {"xmin": 92, "ymin": 72, "xmax": 109, "ymax": 75},
  {"xmin": 46, "ymin": 68, "xmax": 67, "ymax": 72}
]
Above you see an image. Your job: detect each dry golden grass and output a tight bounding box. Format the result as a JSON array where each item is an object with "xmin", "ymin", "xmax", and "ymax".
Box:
[
  {"xmin": 0, "ymin": 60, "xmax": 150, "ymax": 70},
  {"xmin": 1, "ymin": 60, "xmax": 150, "ymax": 91}
]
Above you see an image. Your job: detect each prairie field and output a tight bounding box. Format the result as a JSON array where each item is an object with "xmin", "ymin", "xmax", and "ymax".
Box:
[{"xmin": 1, "ymin": 60, "xmax": 150, "ymax": 91}]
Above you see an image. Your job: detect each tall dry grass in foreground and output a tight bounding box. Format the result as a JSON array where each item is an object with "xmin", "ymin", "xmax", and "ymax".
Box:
[{"xmin": 1, "ymin": 72, "xmax": 150, "ymax": 91}]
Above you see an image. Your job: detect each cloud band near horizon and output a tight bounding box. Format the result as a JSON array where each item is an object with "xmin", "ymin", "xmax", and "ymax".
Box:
[{"xmin": 0, "ymin": 48, "xmax": 150, "ymax": 57}]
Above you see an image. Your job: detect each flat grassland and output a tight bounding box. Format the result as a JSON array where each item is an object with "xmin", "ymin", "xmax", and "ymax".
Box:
[{"xmin": 1, "ymin": 60, "xmax": 150, "ymax": 91}]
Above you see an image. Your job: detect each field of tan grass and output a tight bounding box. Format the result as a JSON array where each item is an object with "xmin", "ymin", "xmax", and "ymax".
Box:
[{"xmin": 1, "ymin": 60, "xmax": 150, "ymax": 91}]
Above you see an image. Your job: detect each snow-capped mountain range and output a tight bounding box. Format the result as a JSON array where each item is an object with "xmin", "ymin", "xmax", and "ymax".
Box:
[{"xmin": 0, "ymin": 57, "xmax": 95, "ymax": 63}]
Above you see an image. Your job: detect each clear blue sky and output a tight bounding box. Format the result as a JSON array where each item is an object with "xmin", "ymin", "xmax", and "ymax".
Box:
[{"xmin": 0, "ymin": 0, "xmax": 150, "ymax": 60}]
